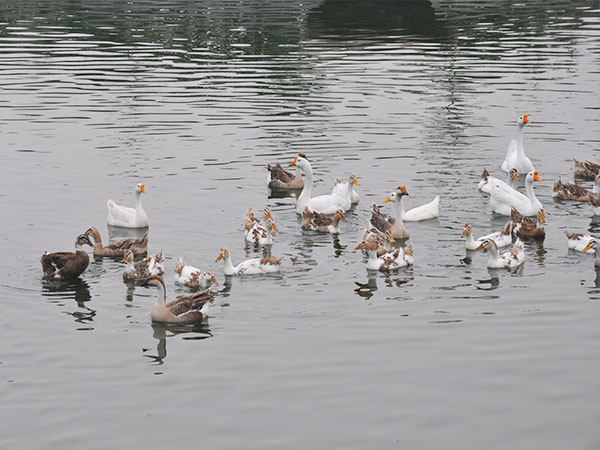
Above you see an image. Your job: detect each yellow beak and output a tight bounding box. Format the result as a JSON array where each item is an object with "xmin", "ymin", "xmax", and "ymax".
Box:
[{"xmin": 383, "ymin": 196, "xmax": 391, "ymax": 203}]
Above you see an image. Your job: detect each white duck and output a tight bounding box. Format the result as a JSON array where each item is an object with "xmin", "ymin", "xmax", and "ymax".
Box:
[
  {"xmin": 174, "ymin": 257, "xmax": 219, "ymax": 288},
  {"xmin": 461, "ymin": 222, "xmax": 513, "ymax": 251},
  {"xmin": 216, "ymin": 248, "xmax": 283, "ymax": 275},
  {"xmin": 582, "ymin": 239, "xmax": 600, "ymax": 267},
  {"xmin": 288, "ymin": 154, "xmax": 357, "ymax": 214},
  {"xmin": 396, "ymin": 185, "xmax": 439, "ymax": 221},
  {"xmin": 246, "ymin": 218, "xmax": 278, "ymax": 246},
  {"xmin": 122, "ymin": 249, "xmax": 164, "ymax": 280},
  {"xmin": 354, "ymin": 239, "xmax": 414, "ymax": 271},
  {"xmin": 478, "ymin": 168, "xmax": 520, "ymax": 194},
  {"xmin": 490, "ymin": 170, "xmax": 543, "ymax": 216},
  {"xmin": 501, "ymin": 114, "xmax": 534, "ymax": 175},
  {"xmin": 476, "ymin": 238, "xmax": 525, "ymax": 269},
  {"xmin": 331, "ymin": 177, "xmax": 360, "ymax": 204},
  {"xmin": 107, "ymin": 183, "xmax": 149, "ymax": 228},
  {"xmin": 564, "ymin": 230, "xmax": 596, "ymax": 253}
]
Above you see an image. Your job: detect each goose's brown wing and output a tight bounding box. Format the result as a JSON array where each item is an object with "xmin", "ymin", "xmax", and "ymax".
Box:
[
  {"xmin": 584, "ymin": 160, "xmax": 600, "ymax": 175},
  {"xmin": 310, "ymin": 211, "xmax": 333, "ymax": 227},
  {"xmin": 370, "ymin": 205, "xmax": 393, "ymax": 232},
  {"xmin": 167, "ymin": 289, "xmax": 214, "ymax": 317},
  {"xmin": 563, "ymin": 182, "xmax": 590, "ymax": 198},
  {"xmin": 268, "ymin": 162, "xmax": 294, "ymax": 183},
  {"xmin": 105, "ymin": 233, "xmax": 148, "ymax": 251},
  {"xmin": 510, "ymin": 206, "xmax": 524, "ymax": 223}
]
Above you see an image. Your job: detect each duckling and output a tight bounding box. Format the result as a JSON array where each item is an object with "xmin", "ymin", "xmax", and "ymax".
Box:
[
  {"xmin": 141, "ymin": 275, "xmax": 213, "ymax": 324},
  {"xmin": 475, "ymin": 238, "xmax": 525, "ymax": 269},
  {"xmin": 461, "ymin": 222, "xmax": 513, "ymax": 251},
  {"xmin": 354, "ymin": 239, "xmax": 414, "ymax": 271},
  {"xmin": 511, "ymin": 208, "xmax": 546, "ymax": 239},
  {"xmin": 301, "ymin": 208, "xmax": 345, "ymax": 233},
  {"xmin": 552, "ymin": 175, "xmax": 599, "ymax": 201},
  {"xmin": 574, "ymin": 158, "xmax": 600, "ymax": 180},
  {"xmin": 174, "ymin": 257, "xmax": 219, "ymax": 288},
  {"xmin": 41, "ymin": 234, "xmax": 94, "ymax": 279},
  {"xmin": 564, "ymin": 230, "xmax": 596, "ymax": 253},
  {"xmin": 216, "ymin": 248, "xmax": 283, "ymax": 275},
  {"xmin": 582, "ymin": 239, "xmax": 600, "ymax": 267},
  {"xmin": 267, "ymin": 162, "xmax": 304, "ymax": 190},
  {"xmin": 85, "ymin": 227, "xmax": 148, "ymax": 257},
  {"xmin": 122, "ymin": 249, "xmax": 164, "ymax": 280}
]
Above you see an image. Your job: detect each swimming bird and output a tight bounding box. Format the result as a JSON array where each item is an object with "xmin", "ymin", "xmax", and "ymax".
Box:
[
  {"xmin": 174, "ymin": 257, "xmax": 219, "ymax": 288},
  {"xmin": 331, "ymin": 177, "xmax": 360, "ymax": 204},
  {"xmin": 370, "ymin": 187, "xmax": 410, "ymax": 239},
  {"xmin": 141, "ymin": 275, "xmax": 213, "ymax": 324},
  {"xmin": 501, "ymin": 114, "xmax": 534, "ymax": 175},
  {"xmin": 479, "ymin": 168, "xmax": 520, "ymax": 194},
  {"xmin": 267, "ymin": 162, "xmax": 304, "ymax": 190},
  {"xmin": 122, "ymin": 249, "xmax": 164, "ymax": 280},
  {"xmin": 511, "ymin": 207, "xmax": 546, "ymax": 239},
  {"xmin": 582, "ymin": 239, "xmax": 600, "ymax": 267},
  {"xmin": 475, "ymin": 238, "xmax": 525, "ymax": 269},
  {"xmin": 573, "ymin": 158, "xmax": 600, "ymax": 180},
  {"xmin": 461, "ymin": 222, "xmax": 514, "ymax": 251},
  {"xmin": 301, "ymin": 208, "xmax": 345, "ymax": 233},
  {"xmin": 564, "ymin": 230, "xmax": 596, "ymax": 253},
  {"xmin": 85, "ymin": 227, "xmax": 148, "ymax": 256},
  {"xmin": 354, "ymin": 239, "xmax": 414, "ymax": 271},
  {"xmin": 397, "ymin": 186, "xmax": 439, "ymax": 221},
  {"xmin": 216, "ymin": 248, "xmax": 283, "ymax": 275},
  {"xmin": 490, "ymin": 170, "xmax": 543, "ymax": 216},
  {"xmin": 107, "ymin": 183, "xmax": 149, "ymax": 228},
  {"xmin": 552, "ymin": 175, "xmax": 599, "ymax": 201},
  {"xmin": 41, "ymin": 234, "xmax": 94, "ymax": 278}
]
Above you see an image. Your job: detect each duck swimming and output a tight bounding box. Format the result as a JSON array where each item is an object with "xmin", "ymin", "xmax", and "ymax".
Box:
[
  {"xmin": 301, "ymin": 208, "xmax": 345, "ymax": 233},
  {"xmin": 174, "ymin": 257, "xmax": 219, "ymax": 289},
  {"xmin": 267, "ymin": 162, "xmax": 304, "ymax": 190},
  {"xmin": 85, "ymin": 227, "xmax": 148, "ymax": 257},
  {"xmin": 216, "ymin": 248, "xmax": 283, "ymax": 275},
  {"xmin": 41, "ymin": 234, "xmax": 94, "ymax": 279},
  {"xmin": 107, "ymin": 183, "xmax": 149, "ymax": 228},
  {"xmin": 490, "ymin": 170, "xmax": 543, "ymax": 216},
  {"xmin": 476, "ymin": 238, "xmax": 525, "ymax": 269},
  {"xmin": 122, "ymin": 249, "xmax": 164, "ymax": 280},
  {"xmin": 553, "ymin": 175, "xmax": 599, "ymax": 201},
  {"xmin": 501, "ymin": 114, "xmax": 534, "ymax": 176},
  {"xmin": 370, "ymin": 187, "xmax": 410, "ymax": 239},
  {"xmin": 573, "ymin": 158, "xmax": 600, "ymax": 180}
]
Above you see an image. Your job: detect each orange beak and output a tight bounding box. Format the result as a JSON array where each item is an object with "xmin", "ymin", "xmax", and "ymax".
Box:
[
  {"xmin": 523, "ymin": 114, "xmax": 529, "ymax": 124},
  {"xmin": 539, "ymin": 212, "xmax": 546, "ymax": 224},
  {"xmin": 140, "ymin": 184, "xmax": 146, "ymax": 193},
  {"xmin": 123, "ymin": 253, "xmax": 130, "ymax": 263},
  {"xmin": 353, "ymin": 178, "xmax": 361, "ymax": 186},
  {"xmin": 461, "ymin": 229, "xmax": 468, "ymax": 238},
  {"xmin": 270, "ymin": 222, "xmax": 278, "ymax": 231},
  {"xmin": 354, "ymin": 242, "xmax": 365, "ymax": 251},
  {"xmin": 383, "ymin": 196, "xmax": 391, "ymax": 203},
  {"xmin": 288, "ymin": 155, "xmax": 298, "ymax": 167},
  {"xmin": 215, "ymin": 254, "xmax": 223, "ymax": 262},
  {"xmin": 582, "ymin": 242, "xmax": 592, "ymax": 252},
  {"xmin": 533, "ymin": 171, "xmax": 541, "ymax": 182},
  {"xmin": 513, "ymin": 172, "xmax": 520, "ymax": 181}
]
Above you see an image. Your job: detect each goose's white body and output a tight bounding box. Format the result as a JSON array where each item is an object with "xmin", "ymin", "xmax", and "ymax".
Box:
[
  {"xmin": 501, "ymin": 114, "xmax": 534, "ymax": 175},
  {"xmin": 463, "ymin": 223, "xmax": 513, "ymax": 251},
  {"xmin": 107, "ymin": 184, "xmax": 149, "ymax": 228},
  {"xmin": 332, "ymin": 178, "xmax": 360, "ymax": 204},
  {"xmin": 400, "ymin": 195, "xmax": 439, "ymax": 221},
  {"xmin": 364, "ymin": 244, "xmax": 414, "ymax": 271},
  {"xmin": 479, "ymin": 170, "xmax": 518, "ymax": 194},
  {"xmin": 490, "ymin": 171, "xmax": 542, "ymax": 216},
  {"xmin": 217, "ymin": 249, "xmax": 282, "ymax": 276},
  {"xmin": 245, "ymin": 223, "xmax": 275, "ymax": 245},
  {"xmin": 565, "ymin": 232, "xmax": 595, "ymax": 253},
  {"xmin": 290, "ymin": 155, "xmax": 354, "ymax": 214},
  {"xmin": 174, "ymin": 258, "xmax": 217, "ymax": 288},
  {"xmin": 482, "ymin": 239, "xmax": 525, "ymax": 269}
]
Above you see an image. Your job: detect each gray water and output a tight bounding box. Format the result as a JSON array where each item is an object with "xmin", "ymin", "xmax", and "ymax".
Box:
[{"xmin": 1, "ymin": 1, "xmax": 599, "ymax": 448}]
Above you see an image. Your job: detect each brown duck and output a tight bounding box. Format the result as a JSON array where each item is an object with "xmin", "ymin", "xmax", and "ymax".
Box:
[
  {"xmin": 574, "ymin": 158, "xmax": 600, "ymax": 180},
  {"xmin": 301, "ymin": 207, "xmax": 345, "ymax": 233},
  {"xmin": 511, "ymin": 206, "xmax": 546, "ymax": 239},
  {"xmin": 369, "ymin": 186, "xmax": 410, "ymax": 239},
  {"xmin": 553, "ymin": 175, "xmax": 599, "ymax": 202},
  {"xmin": 85, "ymin": 227, "xmax": 148, "ymax": 257},
  {"xmin": 41, "ymin": 234, "xmax": 94, "ymax": 278},
  {"xmin": 267, "ymin": 162, "xmax": 304, "ymax": 190},
  {"xmin": 142, "ymin": 275, "xmax": 213, "ymax": 323}
]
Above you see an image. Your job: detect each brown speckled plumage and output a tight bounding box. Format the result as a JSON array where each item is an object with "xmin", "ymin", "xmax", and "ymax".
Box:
[
  {"xmin": 574, "ymin": 158, "xmax": 600, "ymax": 180},
  {"xmin": 85, "ymin": 227, "xmax": 148, "ymax": 257},
  {"xmin": 267, "ymin": 162, "xmax": 304, "ymax": 190},
  {"xmin": 41, "ymin": 234, "xmax": 93, "ymax": 278},
  {"xmin": 553, "ymin": 178, "xmax": 597, "ymax": 201}
]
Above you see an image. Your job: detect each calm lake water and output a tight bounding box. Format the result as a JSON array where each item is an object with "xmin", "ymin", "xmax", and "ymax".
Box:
[{"xmin": 1, "ymin": 0, "xmax": 599, "ymax": 448}]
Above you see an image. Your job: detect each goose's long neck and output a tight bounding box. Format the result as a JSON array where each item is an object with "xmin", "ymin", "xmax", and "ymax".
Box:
[
  {"xmin": 126, "ymin": 258, "xmax": 135, "ymax": 272},
  {"xmin": 506, "ymin": 173, "xmax": 514, "ymax": 187},
  {"xmin": 399, "ymin": 196, "xmax": 407, "ymax": 216},
  {"xmin": 155, "ymin": 282, "xmax": 166, "ymax": 306},
  {"xmin": 297, "ymin": 164, "xmax": 313, "ymax": 210},
  {"xmin": 135, "ymin": 191, "xmax": 143, "ymax": 212},
  {"xmin": 516, "ymin": 125, "xmax": 525, "ymax": 157},
  {"xmin": 487, "ymin": 244, "xmax": 500, "ymax": 263},
  {"xmin": 395, "ymin": 197, "xmax": 404, "ymax": 222},
  {"xmin": 465, "ymin": 231, "xmax": 477, "ymax": 248},
  {"xmin": 525, "ymin": 177, "xmax": 538, "ymax": 204},
  {"xmin": 223, "ymin": 255, "xmax": 235, "ymax": 276},
  {"xmin": 345, "ymin": 180, "xmax": 353, "ymax": 202}
]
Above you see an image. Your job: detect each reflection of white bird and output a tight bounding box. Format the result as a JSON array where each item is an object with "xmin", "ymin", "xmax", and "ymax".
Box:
[
  {"xmin": 501, "ymin": 114, "xmax": 534, "ymax": 175},
  {"xmin": 107, "ymin": 183, "xmax": 149, "ymax": 228}
]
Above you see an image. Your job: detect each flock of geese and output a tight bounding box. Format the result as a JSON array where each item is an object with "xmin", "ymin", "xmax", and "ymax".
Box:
[{"xmin": 41, "ymin": 114, "xmax": 600, "ymax": 324}]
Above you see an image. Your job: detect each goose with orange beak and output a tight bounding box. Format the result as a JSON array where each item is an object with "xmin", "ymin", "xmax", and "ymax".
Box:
[
  {"xmin": 490, "ymin": 170, "xmax": 543, "ymax": 216},
  {"xmin": 354, "ymin": 239, "xmax": 413, "ymax": 271},
  {"xmin": 475, "ymin": 238, "xmax": 525, "ymax": 269},
  {"xmin": 174, "ymin": 257, "xmax": 219, "ymax": 288},
  {"xmin": 216, "ymin": 248, "xmax": 283, "ymax": 276},
  {"xmin": 107, "ymin": 183, "xmax": 149, "ymax": 228},
  {"xmin": 582, "ymin": 239, "xmax": 600, "ymax": 267},
  {"xmin": 289, "ymin": 153, "xmax": 358, "ymax": 214},
  {"xmin": 502, "ymin": 113, "xmax": 534, "ymax": 175}
]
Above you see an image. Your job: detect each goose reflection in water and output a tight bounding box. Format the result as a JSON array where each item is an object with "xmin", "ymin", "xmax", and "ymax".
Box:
[
  {"xmin": 354, "ymin": 269, "xmax": 413, "ymax": 299},
  {"xmin": 107, "ymin": 224, "xmax": 149, "ymax": 243},
  {"xmin": 144, "ymin": 322, "xmax": 212, "ymax": 366},
  {"xmin": 41, "ymin": 277, "xmax": 96, "ymax": 323}
]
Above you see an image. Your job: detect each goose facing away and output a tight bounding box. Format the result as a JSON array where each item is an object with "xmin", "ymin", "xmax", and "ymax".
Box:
[
  {"xmin": 107, "ymin": 183, "xmax": 149, "ymax": 228},
  {"xmin": 142, "ymin": 275, "xmax": 213, "ymax": 324},
  {"xmin": 267, "ymin": 162, "xmax": 304, "ymax": 190},
  {"xmin": 85, "ymin": 227, "xmax": 148, "ymax": 257},
  {"xmin": 41, "ymin": 234, "xmax": 94, "ymax": 279}
]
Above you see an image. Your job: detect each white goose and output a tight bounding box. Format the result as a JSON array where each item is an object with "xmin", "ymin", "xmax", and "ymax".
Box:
[
  {"xmin": 216, "ymin": 248, "xmax": 283, "ymax": 275},
  {"xmin": 478, "ymin": 168, "xmax": 520, "ymax": 194},
  {"xmin": 501, "ymin": 114, "xmax": 534, "ymax": 175},
  {"xmin": 461, "ymin": 222, "xmax": 513, "ymax": 251},
  {"xmin": 331, "ymin": 177, "xmax": 360, "ymax": 204},
  {"xmin": 564, "ymin": 230, "xmax": 596, "ymax": 253},
  {"xmin": 490, "ymin": 170, "xmax": 543, "ymax": 216},
  {"xmin": 107, "ymin": 183, "xmax": 149, "ymax": 228},
  {"xmin": 174, "ymin": 257, "xmax": 219, "ymax": 288},
  {"xmin": 288, "ymin": 154, "xmax": 357, "ymax": 214},
  {"xmin": 397, "ymin": 185, "xmax": 439, "ymax": 221},
  {"xmin": 476, "ymin": 238, "xmax": 525, "ymax": 269},
  {"xmin": 582, "ymin": 239, "xmax": 600, "ymax": 267},
  {"xmin": 354, "ymin": 239, "xmax": 414, "ymax": 271}
]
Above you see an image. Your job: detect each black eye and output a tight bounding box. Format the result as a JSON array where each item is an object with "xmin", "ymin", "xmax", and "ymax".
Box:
[{"xmin": 299, "ymin": 153, "xmax": 309, "ymax": 161}]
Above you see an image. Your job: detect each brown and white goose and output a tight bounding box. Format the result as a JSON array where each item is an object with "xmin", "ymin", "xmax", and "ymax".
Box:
[
  {"xmin": 553, "ymin": 175, "xmax": 599, "ymax": 201},
  {"xmin": 122, "ymin": 249, "xmax": 164, "ymax": 280},
  {"xmin": 574, "ymin": 158, "xmax": 600, "ymax": 180},
  {"xmin": 41, "ymin": 234, "xmax": 94, "ymax": 279},
  {"xmin": 301, "ymin": 207, "xmax": 345, "ymax": 233},
  {"xmin": 267, "ymin": 162, "xmax": 304, "ymax": 190},
  {"xmin": 141, "ymin": 275, "xmax": 213, "ymax": 323},
  {"xmin": 582, "ymin": 239, "xmax": 600, "ymax": 268},
  {"xmin": 85, "ymin": 227, "xmax": 148, "ymax": 257},
  {"xmin": 511, "ymin": 207, "xmax": 546, "ymax": 239},
  {"xmin": 370, "ymin": 186, "xmax": 410, "ymax": 239},
  {"xmin": 361, "ymin": 228, "xmax": 396, "ymax": 256}
]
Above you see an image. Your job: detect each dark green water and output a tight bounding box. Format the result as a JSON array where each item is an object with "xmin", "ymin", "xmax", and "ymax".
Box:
[{"xmin": 1, "ymin": 1, "xmax": 599, "ymax": 448}]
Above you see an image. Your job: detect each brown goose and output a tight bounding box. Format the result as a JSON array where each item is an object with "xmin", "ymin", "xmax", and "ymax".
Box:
[
  {"xmin": 141, "ymin": 275, "xmax": 213, "ymax": 323},
  {"xmin": 267, "ymin": 162, "xmax": 304, "ymax": 190},
  {"xmin": 301, "ymin": 207, "xmax": 345, "ymax": 233},
  {"xmin": 85, "ymin": 227, "xmax": 148, "ymax": 257},
  {"xmin": 574, "ymin": 158, "xmax": 600, "ymax": 180},
  {"xmin": 370, "ymin": 186, "xmax": 410, "ymax": 239},
  {"xmin": 553, "ymin": 175, "xmax": 599, "ymax": 201},
  {"xmin": 511, "ymin": 207, "xmax": 546, "ymax": 239},
  {"xmin": 41, "ymin": 234, "xmax": 94, "ymax": 278}
]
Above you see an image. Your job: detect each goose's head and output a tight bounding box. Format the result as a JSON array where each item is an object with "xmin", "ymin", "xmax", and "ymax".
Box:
[
  {"xmin": 384, "ymin": 231, "xmax": 395, "ymax": 243},
  {"xmin": 461, "ymin": 224, "xmax": 472, "ymax": 238},
  {"xmin": 333, "ymin": 210, "xmax": 346, "ymax": 222},
  {"xmin": 518, "ymin": 114, "xmax": 530, "ymax": 127},
  {"xmin": 215, "ymin": 248, "xmax": 230, "ymax": 262},
  {"xmin": 582, "ymin": 239, "xmax": 598, "ymax": 253},
  {"xmin": 141, "ymin": 275, "xmax": 165, "ymax": 290},
  {"xmin": 84, "ymin": 227, "xmax": 101, "ymax": 244},
  {"xmin": 136, "ymin": 183, "xmax": 146, "ymax": 194},
  {"xmin": 537, "ymin": 209, "xmax": 546, "ymax": 224},
  {"xmin": 475, "ymin": 238, "xmax": 497, "ymax": 252},
  {"xmin": 266, "ymin": 218, "xmax": 278, "ymax": 232},
  {"xmin": 354, "ymin": 240, "xmax": 376, "ymax": 251},
  {"xmin": 383, "ymin": 185, "xmax": 408, "ymax": 203},
  {"xmin": 122, "ymin": 249, "xmax": 134, "ymax": 263},
  {"xmin": 288, "ymin": 153, "xmax": 310, "ymax": 170},
  {"xmin": 509, "ymin": 168, "xmax": 520, "ymax": 181},
  {"xmin": 209, "ymin": 272, "xmax": 219, "ymax": 286},
  {"xmin": 262, "ymin": 207, "xmax": 273, "ymax": 221},
  {"xmin": 348, "ymin": 175, "xmax": 360, "ymax": 186},
  {"xmin": 75, "ymin": 233, "xmax": 94, "ymax": 249},
  {"xmin": 526, "ymin": 170, "xmax": 541, "ymax": 183}
]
